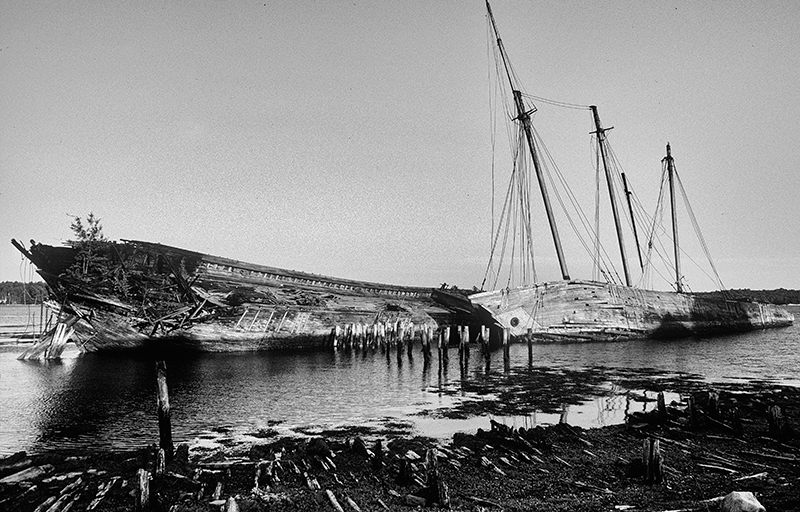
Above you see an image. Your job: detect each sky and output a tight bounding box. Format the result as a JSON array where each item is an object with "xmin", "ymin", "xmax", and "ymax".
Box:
[{"xmin": 2, "ymin": 0, "xmax": 799, "ymax": 292}]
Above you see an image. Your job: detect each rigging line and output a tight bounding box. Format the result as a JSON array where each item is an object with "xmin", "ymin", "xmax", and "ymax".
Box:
[
  {"xmin": 534, "ymin": 126, "xmax": 621, "ymax": 282},
  {"xmin": 519, "ymin": 92, "xmax": 592, "ymax": 110},
  {"xmin": 674, "ymin": 170, "xmax": 726, "ymax": 290},
  {"xmin": 533, "ymin": 127, "xmax": 621, "ymax": 283},
  {"xmin": 643, "ymin": 167, "xmax": 695, "ymax": 292},
  {"xmin": 482, "ymin": 152, "xmax": 517, "ymax": 290}
]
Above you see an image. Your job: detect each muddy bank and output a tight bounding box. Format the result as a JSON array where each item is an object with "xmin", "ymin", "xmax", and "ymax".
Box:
[{"xmin": 1, "ymin": 387, "xmax": 798, "ymax": 511}]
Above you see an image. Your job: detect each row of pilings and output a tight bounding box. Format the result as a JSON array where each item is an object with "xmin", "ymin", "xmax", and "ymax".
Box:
[{"xmin": 330, "ymin": 321, "xmax": 538, "ymax": 373}]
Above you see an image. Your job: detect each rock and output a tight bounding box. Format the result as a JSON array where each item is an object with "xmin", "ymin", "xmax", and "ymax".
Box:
[
  {"xmin": 307, "ymin": 438, "xmax": 333, "ymax": 459},
  {"xmin": 249, "ymin": 444, "xmax": 273, "ymax": 460},
  {"xmin": 720, "ymin": 491, "xmax": 766, "ymax": 512},
  {"xmin": 351, "ymin": 437, "xmax": 369, "ymax": 458}
]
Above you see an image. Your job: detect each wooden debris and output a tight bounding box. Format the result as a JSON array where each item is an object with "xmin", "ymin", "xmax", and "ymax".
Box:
[
  {"xmin": 343, "ymin": 494, "xmax": 362, "ymax": 512},
  {"xmin": 325, "ymin": 489, "xmax": 345, "ymax": 512},
  {"xmin": 0, "ymin": 464, "xmax": 54, "ymax": 484},
  {"xmin": 87, "ymin": 477, "xmax": 121, "ymax": 511},
  {"xmin": 135, "ymin": 469, "xmax": 150, "ymax": 512}
]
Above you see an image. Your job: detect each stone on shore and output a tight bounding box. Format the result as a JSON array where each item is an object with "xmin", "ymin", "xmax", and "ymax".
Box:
[{"xmin": 721, "ymin": 491, "xmax": 766, "ymax": 512}]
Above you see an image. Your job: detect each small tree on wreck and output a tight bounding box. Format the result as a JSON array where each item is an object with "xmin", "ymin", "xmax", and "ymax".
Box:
[{"xmin": 68, "ymin": 212, "xmax": 108, "ymax": 276}]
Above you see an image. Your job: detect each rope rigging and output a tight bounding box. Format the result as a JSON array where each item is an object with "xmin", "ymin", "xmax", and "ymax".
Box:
[{"xmin": 482, "ymin": 6, "xmax": 725, "ymax": 295}]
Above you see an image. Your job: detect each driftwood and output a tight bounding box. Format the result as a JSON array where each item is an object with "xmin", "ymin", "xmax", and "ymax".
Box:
[
  {"xmin": 0, "ymin": 464, "xmax": 54, "ymax": 484},
  {"xmin": 136, "ymin": 468, "xmax": 150, "ymax": 512},
  {"xmin": 86, "ymin": 477, "xmax": 121, "ymax": 511},
  {"xmin": 325, "ymin": 489, "xmax": 345, "ymax": 512}
]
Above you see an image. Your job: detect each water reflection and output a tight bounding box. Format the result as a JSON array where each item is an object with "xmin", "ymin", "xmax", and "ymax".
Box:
[{"xmin": 0, "ymin": 315, "xmax": 797, "ymax": 455}]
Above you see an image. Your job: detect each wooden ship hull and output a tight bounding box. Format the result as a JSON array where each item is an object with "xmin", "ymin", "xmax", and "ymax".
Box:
[
  {"xmin": 470, "ymin": 280, "xmax": 794, "ymax": 342},
  {"xmin": 12, "ymin": 239, "xmax": 475, "ymax": 355}
]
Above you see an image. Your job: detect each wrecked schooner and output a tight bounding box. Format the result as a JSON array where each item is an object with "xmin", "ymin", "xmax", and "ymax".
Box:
[
  {"xmin": 467, "ymin": 2, "xmax": 793, "ymax": 341},
  {"xmin": 12, "ymin": 238, "xmax": 473, "ymax": 354},
  {"xmin": 11, "ymin": 2, "xmax": 794, "ymax": 354}
]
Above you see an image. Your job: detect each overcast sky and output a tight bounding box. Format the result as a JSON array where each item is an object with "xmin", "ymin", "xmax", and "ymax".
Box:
[{"xmin": 2, "ymin": 0, "xmax": 799, "ymax": 292}]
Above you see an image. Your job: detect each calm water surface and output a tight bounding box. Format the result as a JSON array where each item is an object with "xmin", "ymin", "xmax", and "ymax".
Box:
[{"xmin": 1, "ymin": 307, "xmax": 798, "ymax": 455}]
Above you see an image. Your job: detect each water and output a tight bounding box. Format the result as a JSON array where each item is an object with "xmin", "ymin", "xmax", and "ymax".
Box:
[{"xmin": 1, "ymin": 307, "xmax": 798, "ymax": 456}]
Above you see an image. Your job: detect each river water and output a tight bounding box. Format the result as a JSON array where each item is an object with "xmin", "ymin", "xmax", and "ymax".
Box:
[{"xmin": 1, "ymin": 306, "xmax": 798, "ymax": 456}]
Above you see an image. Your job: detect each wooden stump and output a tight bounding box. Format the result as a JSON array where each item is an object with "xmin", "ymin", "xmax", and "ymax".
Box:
[
  {"xmin": 657, "ymin": 392, "xmax": 667, "ymax": 426},
  {"xmin": 136, "ymin": 469, "xmax": 150, "ymax": 512},
  {"xmin": 707, "ymin": 389, "xmax": 720, "ymax": 419},
  {"xmin": 156, "ymin": 361, "xmax": 174, "ymax": 462},
  {"xmin": 687, "ymin": 395, "xmax": 698, "ymax": 430},
  {"xmin": 641, "ymin": 437, "xmax": 663, "ymax": 484},
  {"xmin": 767, "ymin": 405, "xmax": 791, "ymax": 441},
  {"xmin": 423, "ymin": 449, "xmax": 450, "ymax": 507}
]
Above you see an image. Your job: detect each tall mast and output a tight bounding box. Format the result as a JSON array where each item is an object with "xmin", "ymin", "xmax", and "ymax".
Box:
[
  {"xmin": 621, "ymin": 173, "xmax": 645, "ymax": 270},
  {"xmin": 664, "ymin": 143, "xmax": 682, "ymax": 293},
  {"xmin": 486, "ymin": 1, "xmax": 570, "ymax": 280},
  {"xmin": 590, "ymin": 106, "xmax": 631, "ymax": 286}
]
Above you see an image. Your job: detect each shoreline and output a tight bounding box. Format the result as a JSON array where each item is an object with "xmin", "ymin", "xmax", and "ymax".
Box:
[{"xmin": 1, "ymin": 388, "xmax": 797, "ymax": 511}]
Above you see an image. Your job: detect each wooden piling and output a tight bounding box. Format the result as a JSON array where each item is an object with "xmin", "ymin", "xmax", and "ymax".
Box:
[
  {"xmin": 642, "ymin": 437, "xmax": 663, "ymax": 484},
  {"xmin": 422, "ymin": 327, "xmax": 431, "ymax": 364},
  {"xmin": 463, "ymin": 325, "xmax": 470, "ymax": 366},
  {"xmin": 526, "ymin": 328, "xmax": 533, "ymax": 366},
  {"xmin": 136, "ymin": 468, "xmax": 150, "ymax": 512},
  {"xmin": 483, "ymin": 326, "xmax": 491, "ymax": 372},
  {"xmin": 156, "ymin": 361, "xmax": 174, "ymax": 462},
  {"xmin": 442, "ymin": 327, "xmax": 450, "ymax": 365},
  {"xmin": 657, "ymin": 392, "xmax": 667, "ymax": 425},
  {"xmin": 456, "ymin": 326, "xmax": 464, "ymax": 368},
  {"xmin": 687, "ymin": 395, "xmax": 698, "ymax": 430},
  {"xmin": 768, "ymin": 405, "xmax": 790, "ymax": 441},
  {"xmin": 502, "ymin": 328, "xmax": 510, "ymax": 372}
]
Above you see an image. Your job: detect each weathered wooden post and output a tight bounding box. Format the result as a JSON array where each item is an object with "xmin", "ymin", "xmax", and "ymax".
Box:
[
  {"xmin": 437, "ymin": 329, "xmax": 446, "ymax": 368},
  {"xmin": 422, "ymin": 327, "xmax": 431, "ymax": 364},
  {"xmin": 442, "ymin": 327, "xmax": 450, "ymax": 365},
  {"xmin": 156, "ymin": 361, "xmax": 174, "ymax": 462},
  {"xmin": 463, "ymin": 325, "xmax": 470, "ymax": 367},
  {"xmin": 456, "ymin": 325, "xmax": 464, "ymax": 369},
  {"xmin": 707, "ymin": 389, "xmax": 720, "ymax": 419},
  {"xmin": 768, "ymin": 404, "xmax": 790, "ymax": 441},
  {"xmin": 136, "ymin": 468, "xmax": 151, "ymax": 512},
  {"xmin": 482, "ymin": 326, "xmax": 491, "ymax": 373},
  {"xmin": 687, "ymin": 395, "xmax": 698, "ymax": 429},
  {"xmin": 526, "ymin": 327, "xmax": 533, "ymax": 366},
  {"xmin": 657, "ymin": 392, "xmax": 667, "ymax": 426},
  {"xmin": 641, "ymin": 437, "xmax": 663, "ymax": 484},
  {"xmin": 502, "ymin": 328, "xmax": 510, "ymax": 372},
  {"xmin": 407, "ymin": 323, "xmax": 415, "ymax": 358}
]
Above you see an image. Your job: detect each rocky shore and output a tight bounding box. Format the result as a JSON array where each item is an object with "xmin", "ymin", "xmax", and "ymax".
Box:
[{"xmin": 1, "ymin": 387, "xmax": 798, "ymax": 511}]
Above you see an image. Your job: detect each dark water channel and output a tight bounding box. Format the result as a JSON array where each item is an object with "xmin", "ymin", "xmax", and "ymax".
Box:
[{"xmin": 1, "ymin": 307, "xmax": 798, "ymax": 455}]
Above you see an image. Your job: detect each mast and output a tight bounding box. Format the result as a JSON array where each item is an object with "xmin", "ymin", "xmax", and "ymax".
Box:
[
  {"xmin": 621, "ymin": 173, "xmax": 645, "ymax": 270},
  {"xmin": 590, "ymin": 105, "xmax": 631, "ymax": 286},
  {"xmin": 486, "ymin": 1, "xmax": 571, "ymax": 280},
  {"xmin": 663, "ymin": 143, "xmax": 682, "ymax": 293}
]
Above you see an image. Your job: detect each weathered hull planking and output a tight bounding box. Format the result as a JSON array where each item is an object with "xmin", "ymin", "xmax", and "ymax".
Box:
[
  {"xmin": 13, "ymin": 239, "xmax": 473, "ymax": 354},
  {"xmin": 469, "ymin": 280, "xmax": 794, "ymax": 342}
]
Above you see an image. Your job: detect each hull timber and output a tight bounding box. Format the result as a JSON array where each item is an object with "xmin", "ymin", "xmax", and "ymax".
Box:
[
  {"xmin": 13, "ymin": 239, "xmax": 474, "ymax": 354},
  {"xmin": 469, "ymin": 280, "xmax": 794, "ymax": 342}
]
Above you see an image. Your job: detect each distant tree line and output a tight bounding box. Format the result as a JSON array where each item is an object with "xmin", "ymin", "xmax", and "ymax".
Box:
[
  {"xmin": 696, "ymin": 288, "xmax": 800, "ymax": 305},
  {"xmin": 0, "ymin": 281, "xmax": 50, "ymax": 304}
]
